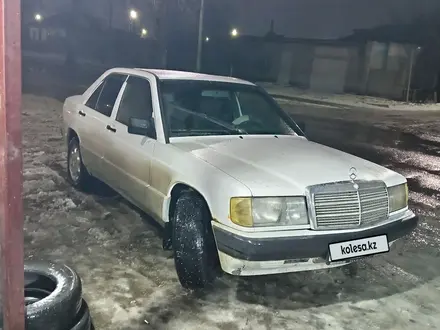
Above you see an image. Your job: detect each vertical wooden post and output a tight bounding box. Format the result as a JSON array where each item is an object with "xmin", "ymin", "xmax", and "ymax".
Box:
[{"xmin": 0, "ymin": 0, "xmax": 25, "ymax": 329}]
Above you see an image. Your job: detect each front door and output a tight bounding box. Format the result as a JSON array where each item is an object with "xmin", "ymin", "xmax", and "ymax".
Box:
[{"xmin": 103, "ymin": 75, "xmax": 157, "ymax": 211}]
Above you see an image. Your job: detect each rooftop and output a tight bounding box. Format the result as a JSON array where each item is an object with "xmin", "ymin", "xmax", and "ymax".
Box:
[{"xmin": 137, "ymin": 69, "xmax": 254, "ymax": 85}]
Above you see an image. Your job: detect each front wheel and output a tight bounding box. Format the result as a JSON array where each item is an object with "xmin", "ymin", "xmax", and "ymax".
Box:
[{"xmin": 172, "ymin": 191, "xmax": 219, "ymax": 289}]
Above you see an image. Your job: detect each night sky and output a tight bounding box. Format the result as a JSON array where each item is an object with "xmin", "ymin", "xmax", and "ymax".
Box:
[
  {"xmin": 27, "ymin": 0, "xmax": 440, "ymax": 39},
  {"xmin": 235, "ymin": 0, "xmax": 440, "ymax": 39}
]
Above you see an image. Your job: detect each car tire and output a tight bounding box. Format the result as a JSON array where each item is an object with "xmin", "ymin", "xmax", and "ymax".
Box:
[
  {"xmin": 172, "ymin": 191, "xmax": 219, "ymax": 289},
  {"xmin": 70, "ymin": 300, "xmax": 93, "ymax": 330},
  {"xmin": 24, "ymin": 261, "xmax": 83, "ymax": 330},
  {"xmin": 67, "ymin": 137, "xmax": 92, "ymax": 191}
]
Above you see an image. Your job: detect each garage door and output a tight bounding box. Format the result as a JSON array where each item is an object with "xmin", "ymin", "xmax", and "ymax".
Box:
[{"xmin": 310, "ymin": 57, "xmax": 348, "ymax": 93}]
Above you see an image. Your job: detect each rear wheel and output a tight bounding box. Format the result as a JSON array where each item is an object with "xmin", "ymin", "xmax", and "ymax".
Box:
[
  {"xmin": 172, "ymin": 191, "xmax": 219, "ymax": 289},
  {"xmin": 67, "ymin": 137, "xmax": 92, "ymax": 190}
]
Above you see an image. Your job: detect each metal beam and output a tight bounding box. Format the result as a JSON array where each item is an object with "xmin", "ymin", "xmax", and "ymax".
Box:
[
  {"xmin": 0, "ymin": 0, "xmax": 25, "ymax": 328},
  {"xmin": 196, "ymin": 0, "xmax": 205, "ymax": 72}
]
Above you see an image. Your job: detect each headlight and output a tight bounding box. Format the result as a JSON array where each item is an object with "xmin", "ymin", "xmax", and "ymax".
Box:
[
  {"xmin": 388, "ymin": 183, "xmax": 408, "ymax": 213},
  {"xmin": 230, "ymin": 197, "xmax": 309, "ymax": 227}
]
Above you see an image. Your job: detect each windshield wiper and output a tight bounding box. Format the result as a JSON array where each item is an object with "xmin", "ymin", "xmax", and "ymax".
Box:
[{"xmin": 171, "ymin": 104, "xmax": 248, "ymax": 134}]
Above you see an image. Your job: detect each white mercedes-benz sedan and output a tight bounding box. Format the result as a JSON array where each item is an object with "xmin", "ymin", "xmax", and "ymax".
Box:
[{"xmin": 63, "ymin": 68, "xmax": 418, "ymax": 289}]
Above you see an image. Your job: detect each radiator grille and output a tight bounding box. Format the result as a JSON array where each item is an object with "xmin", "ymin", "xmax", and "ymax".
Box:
[{"xmin": 310, "ymin": 181, "xmax": 389, "ymax": 230}]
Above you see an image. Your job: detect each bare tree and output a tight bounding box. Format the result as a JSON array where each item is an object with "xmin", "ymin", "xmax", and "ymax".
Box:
[
  {"xmin": 384, "ymin": 1, "xmax": 440, "ymax": 92},
  {"xmin": 147, "ymin": 0, "xmax": 199, "ymax": 67},
  {"xmin": 65, "ymin": 0, "xmax": 82, "ymax": 66},
  {"xmin": 384, "ymin": 0, "xmax": 440, "ymax": 26},
  {"xmin": 108, "ymin": 0, "xmax": 114, "ymax": 29}
]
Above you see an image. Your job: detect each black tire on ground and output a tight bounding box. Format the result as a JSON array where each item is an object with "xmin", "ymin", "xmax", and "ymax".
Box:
[
  {"xmin": 172, "ymin": 191, "xmax": 219, "ymax": 289},
  {"xmin": 24, "ymin": 261, "xmax": 83, "ymax": 330},
  {"xmin": 67, "ymin": 137, "xmax": 92, "ymax": 191},
  {"xmin": 70, "ymin": 300, "xmax": 93, "ymax": 330}
]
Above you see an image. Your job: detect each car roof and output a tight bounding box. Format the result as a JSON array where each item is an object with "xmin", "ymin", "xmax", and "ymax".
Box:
[{"xmin": 109, "ymin": 68, "xmax": 256, "ymax": 86}]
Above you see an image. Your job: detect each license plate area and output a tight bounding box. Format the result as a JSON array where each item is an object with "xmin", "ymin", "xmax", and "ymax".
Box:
[{"xmin": 328, "ymin": 234, "xmax": 389, "ymax": 262}]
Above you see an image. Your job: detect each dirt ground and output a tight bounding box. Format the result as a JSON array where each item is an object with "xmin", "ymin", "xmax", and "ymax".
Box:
[{"xmin": 21, "ymin": 94, "xmax": 440, "ymax": 330}]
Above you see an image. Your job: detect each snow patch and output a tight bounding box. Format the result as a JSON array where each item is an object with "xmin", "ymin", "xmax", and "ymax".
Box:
[
  {"xmin": 263, "ymin": 83, "xmax": 440, "ymax": 111},
  {"xmin": 410, "ymin": 192, "xmax": 440, "ymax": 208}
]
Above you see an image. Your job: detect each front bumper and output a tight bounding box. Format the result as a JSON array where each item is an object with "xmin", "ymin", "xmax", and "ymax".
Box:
[{"xmin": 213, "ymin": 212, "xmax": 419, "ymax": 263}]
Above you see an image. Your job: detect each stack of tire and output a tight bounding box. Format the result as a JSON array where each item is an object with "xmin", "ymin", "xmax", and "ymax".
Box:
[{"xmin": 2, "ymin": 261, "xmax": 94, "ymax": 330}]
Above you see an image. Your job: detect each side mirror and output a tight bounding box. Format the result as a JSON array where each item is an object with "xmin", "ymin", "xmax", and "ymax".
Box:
[
  {"xmin": 297, "ymin": 121, "xmax": 306, "ymax": 133},
  {"xmin": 127, "ymin": 117, "xmax": 156, "ymax": 139}
]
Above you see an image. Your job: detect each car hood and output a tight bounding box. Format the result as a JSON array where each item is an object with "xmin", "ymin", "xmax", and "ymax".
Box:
[{"xmin": 171, "ymin": 135, "xmax": 405, "ymax": 196}]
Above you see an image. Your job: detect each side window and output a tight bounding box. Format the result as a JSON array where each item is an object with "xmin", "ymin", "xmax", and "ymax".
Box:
[
  {"xmin": 85, "ymin": 83, "xmax": 103, "ymax": 109},
  {"xmin": 93, "ymin": 74, "xmax": 126, "ymax": 117},
  {"xmin": 116, "ymin": 76, "xmax": 154, "ymax": 127}
]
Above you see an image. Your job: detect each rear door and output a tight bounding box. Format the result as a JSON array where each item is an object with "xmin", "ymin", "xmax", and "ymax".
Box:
[{"xmin": 77, "ymin": 73, "xmax": 127, "ymax": 178}]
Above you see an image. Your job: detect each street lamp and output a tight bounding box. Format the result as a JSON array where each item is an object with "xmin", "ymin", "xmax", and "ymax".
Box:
[
  {"xmin": 129, "ymin": 9, "xmax": 138, "ymax": 20},
  {"xmin": 229, "ymin": 28, "xmax": 239, "ymax": 76},
  {"xmin": 34, "ymin": 13, "xmax": 43, "ymax": 22},
  {"xmin": 141, "ymin": 28, "xmax": 148, "ymax": 37},
  {"xmin": 128, "ymin": 9, "xmax": 138, "ymax": 33},
  {"xmin": 205, "ymin": 36, "xmax": 209, "ymax": 42}
]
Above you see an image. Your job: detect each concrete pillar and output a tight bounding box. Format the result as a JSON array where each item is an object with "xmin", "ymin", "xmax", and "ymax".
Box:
[
  {"xmin": 277, "ymin": 48, "xmax": 293, "ymax": 86},
  {"xmin": 359, "ymin": 41, "xmax": 373, "ymax": 94}
]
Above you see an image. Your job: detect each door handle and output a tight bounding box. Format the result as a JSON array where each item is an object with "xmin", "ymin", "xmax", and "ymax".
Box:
[
  {"xmin": 106, "ymin": 125, "xmax": 116, "ymax": 133},
  {"xmin": 78, "ymin": 110, "xmax": 86, "ymax": 117}
]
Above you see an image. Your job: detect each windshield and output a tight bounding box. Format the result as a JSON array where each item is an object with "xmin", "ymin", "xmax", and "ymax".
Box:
[{"xmin": 159, "ymin": 80, "xmax": 303, "ymax": 137}]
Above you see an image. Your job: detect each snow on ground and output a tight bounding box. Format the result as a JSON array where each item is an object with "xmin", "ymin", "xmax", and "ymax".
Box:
[
  {"xmin": 22, "ymin": 94, "xmax": 440, "ymax": 329},
  {"xmin": 261, "ymin": 83, "xmax": 440, "ymax": 111}
]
